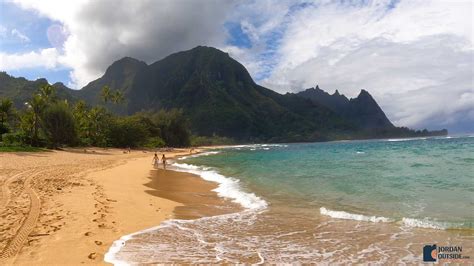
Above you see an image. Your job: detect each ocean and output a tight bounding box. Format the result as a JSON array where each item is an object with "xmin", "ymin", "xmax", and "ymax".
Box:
[{"xmin": 105, "ymin": 136, "xmax": 474, "ymax": 264}]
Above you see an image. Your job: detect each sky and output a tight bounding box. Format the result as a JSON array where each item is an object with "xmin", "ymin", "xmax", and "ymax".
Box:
[{"xmin": 0, "ymin": 0, "xmax": 473, "ymax": 133}]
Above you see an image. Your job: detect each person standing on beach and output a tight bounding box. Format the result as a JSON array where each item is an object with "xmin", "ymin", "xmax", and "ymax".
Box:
[
  {"xmin": 162, "ymin": 154, "xmax": 167, "ymax": 170},
  {"xmin": 152, "ymin": 153, "xmax": 159, "ymax": 168}
]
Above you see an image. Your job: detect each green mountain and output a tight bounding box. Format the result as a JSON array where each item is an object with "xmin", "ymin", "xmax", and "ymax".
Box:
[
  {"xmin": 77, "ymin": 57, "xmax": 148, "ymax": 111},
  {"xmin": 0, "ymin": 72, "xmax": 76, "ymax": 108},
  {"xmin": 0, "ymin": 46, "xmax": 447, "ymax": 142},
  {"xmin": 295, "ymin": 86, "xmax": 394, "ymax": 129}
]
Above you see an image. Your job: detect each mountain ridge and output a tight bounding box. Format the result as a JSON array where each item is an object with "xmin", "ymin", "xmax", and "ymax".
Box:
[
  {"xmin": 0, "ymin": 46, "xmax": 447, "ymax": 141},
  {"xmin": 295, "ymin": 86, "xmax": 394, "ymax": 129}
]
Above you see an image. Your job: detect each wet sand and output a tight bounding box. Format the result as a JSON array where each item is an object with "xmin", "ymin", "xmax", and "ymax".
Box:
[
  {"xmin": 146, "ymin": 168, "xmax": 242, "ymax": 220},
  {"xmin": 0, "ymin": 148, "xmax": 221, "ymax": 265}
]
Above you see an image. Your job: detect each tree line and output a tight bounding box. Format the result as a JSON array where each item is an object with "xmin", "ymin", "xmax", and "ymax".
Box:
[{"xmin": 0, "ymin": 85, "xmax": 191, "ymax": 149}]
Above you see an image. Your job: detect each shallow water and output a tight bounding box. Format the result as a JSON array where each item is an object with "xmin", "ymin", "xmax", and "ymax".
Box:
[{"xmin": 106, "ymin": 136, "xmax": 474, "ymax": 264}]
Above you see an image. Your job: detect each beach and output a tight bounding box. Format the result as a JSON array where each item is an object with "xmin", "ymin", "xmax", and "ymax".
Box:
[
  {"xmin": 0, "ymin": 148, "xmax": 218, "ymax": 265},
  {"xmin": 107, "ymin": 139, "xmax": 473, "ymax": 264},
  {"xmin": 1, "ymin": 138, "xmax": 473, "ymax": 264}
]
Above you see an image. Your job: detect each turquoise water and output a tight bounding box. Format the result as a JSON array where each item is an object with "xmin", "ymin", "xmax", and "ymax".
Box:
[
  {"xmin": 106, "ymin": 136, "xmax": 474, "ymax": 264},
  {"xmin": 185, "ymin": 136, "xmax": 474, "ymax": 228}
]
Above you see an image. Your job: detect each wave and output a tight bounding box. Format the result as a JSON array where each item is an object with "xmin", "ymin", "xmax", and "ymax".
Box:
[
  {"xmin": 401, "ymin": 218, "xmax": 446, "ymax": 230},
  {"xmin": 175, "ymin": 147, "xmax": 275, "ymax": 209},
  {"xmin": 105, "ymin": 154, "xmax": 268, "ymax": 264},
  {"xmin": 105, "ymin": 208, "xmax": 263, "ymax": 265},
  {"xmin": 180, "ymin": 144, "xmax": 286, "ymax": 159},
  {"xmin": 178, "ymin": 151, "xmax": 220, "ymax": 160},
  {"xmin": 319, "ymin": 207, "xmax": 457, "ymax": 230},
  {"xmin": 320, "ymin": 207, "xmax": 391, "ymax": 223},
  {"xmin": 386, "ymin": 137, "xmax": 427, "ymax": 142},
  {"xmin": 104, "ymin": 228, "xmax": 143, "ymax": 265},
  {"xmin": 172, "ymin": 162, "xmax": 267, "ymax": 210},
  {"xmin": 224, "ymin": 144, "xmax": 288, "ymax": 150}
]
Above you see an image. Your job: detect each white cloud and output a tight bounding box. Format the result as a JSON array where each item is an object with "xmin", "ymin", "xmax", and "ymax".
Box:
[
  {"xmin": 0, "ymin": 48, "xmax": 60, "ymax": 70},
  {"xmin": 11, "ymin": 0, "xmax": 235, "ymax": 89},
  {"xmin": 256, "ymin": 0, "xmax": 474, "ymax": 132},
  {"xmin": 10, "ymin": 28, "xmax": 30, "ymax": 43},
  {"xmin": 0, "ymin": 25, "xmax": 30, "ymax": 43},
  {"xmin": 5, "ymin": 0, "xmax": 474, "ymax": 132}
]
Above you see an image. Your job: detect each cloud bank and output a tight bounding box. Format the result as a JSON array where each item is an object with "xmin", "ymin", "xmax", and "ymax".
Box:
[
  {"xmin": 255, "ymin": 0, "xmax": 473, "ymax": 132},
  {"xmin": 8, "ymin": 0, "xmax": 235, "ymax": 88},
  {"xmin": 3, "ymin": 0, "xmax": 473, "ymax": 132}
]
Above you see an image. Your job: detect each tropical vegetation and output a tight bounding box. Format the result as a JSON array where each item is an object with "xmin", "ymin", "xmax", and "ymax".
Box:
[{"xmin": 0, "ymin": 84, "xmax": 191, "ymax": 150}]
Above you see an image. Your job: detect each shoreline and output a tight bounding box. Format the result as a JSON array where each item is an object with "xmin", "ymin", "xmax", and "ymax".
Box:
[
  {"xmin": 0, "ymin": 147, "xmax": 224, "ymax": 265},
  {"xmin": 104, "ymin": 140, "xmax": 473, "ymax": 264},
  {"xmin": 3, "ymin": 140, "xmax": 472, "ymax": 264}
]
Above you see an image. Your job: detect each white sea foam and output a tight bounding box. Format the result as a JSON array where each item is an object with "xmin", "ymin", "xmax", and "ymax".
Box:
[
  {"xmin": 223, "ymin": 144, "xmax": 288, "ymax": 150},
  {"xmin": 386, "ymin": 137, "xmax": 427, "ymax": 142},
  {"xmin": 434, "ymin": 135, "xmax": 470, "ymax": 140},
  {"xmin": 104, "ymin": 236, "xmax": 130, "ymax": 266},
  {"xmin": 401, "ymin": 218, "xmax": 446, "ymax": 230},
  {"xmin": 178, "ymin": 151, "xmax": 220, "ymax": 160},
  {"xmin": 320, "ymin": 207, "xmax": 391, "ymax": 223},
  {"xmin": 103, "ymin": 219, "xmax": 189, "ymax": 265},
  {"xmin": 175, "ymin": 148, "xmax": 268, "ymax": 210},
  {"xmin": 105, "ymin": 148, "xmax": 268, "ymax": 265},
  {"xmin": 105, "ymin": 209, "xmax": 263, "ymax": 265},
  {"xmin": 172, "ymin": 162, "xmax": 268, "ymax": 210},
  {"xmin": 104, "ymin": 225, "xmax": 157, "ymax": 266},
  {"xmin": 319, "ymin": 207, "xmax": 448, "ymax": 230}
]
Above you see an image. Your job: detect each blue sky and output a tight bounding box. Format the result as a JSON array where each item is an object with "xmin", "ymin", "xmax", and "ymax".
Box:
[
  {"xmin": 0, "ymin": 0, "xmax": 473, "ymax": 132},
  {"xmin": 0, "ymin": 1, "xmax": 72, "ymax": 84}
]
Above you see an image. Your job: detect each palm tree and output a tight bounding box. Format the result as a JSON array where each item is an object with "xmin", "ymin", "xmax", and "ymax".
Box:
[
  {"xmin": 39, "ymin": 84, "xmax": 56, "ymax": 103},
  {"xmin": 25, "ymin": 94, "xmax": 46, "ymax": 146},
  {"xmin": 100, "ymin": 86, "xmax": 111, "ymax": 104},
  {"xmin": 0, "ymin": 98, "xmax": 13, "ymax": 126},
  {"xmin": 73, "ymin": 100, "xmax": 89, "ymax": 140},
  {"xmin": 111, "ymin": 91, "xmax": 124, "ymax": 104},
  {"xmin": 87, "ymin": 106, "xmax": 108, "ymax": 145},
  {"xmin": 73, "ymin": 100, "xmax": 87, "ymax": 117}
]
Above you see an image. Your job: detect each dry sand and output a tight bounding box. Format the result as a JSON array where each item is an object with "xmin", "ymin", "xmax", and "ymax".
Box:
[{"xmin": 0, "ymin": 147, "xmax": 217, "ymax": 265}]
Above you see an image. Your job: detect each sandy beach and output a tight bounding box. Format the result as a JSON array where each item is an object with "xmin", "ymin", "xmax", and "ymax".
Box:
[{"xmin": 0, "ymin": 148, "xmax": 217, "ymax": 265}]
